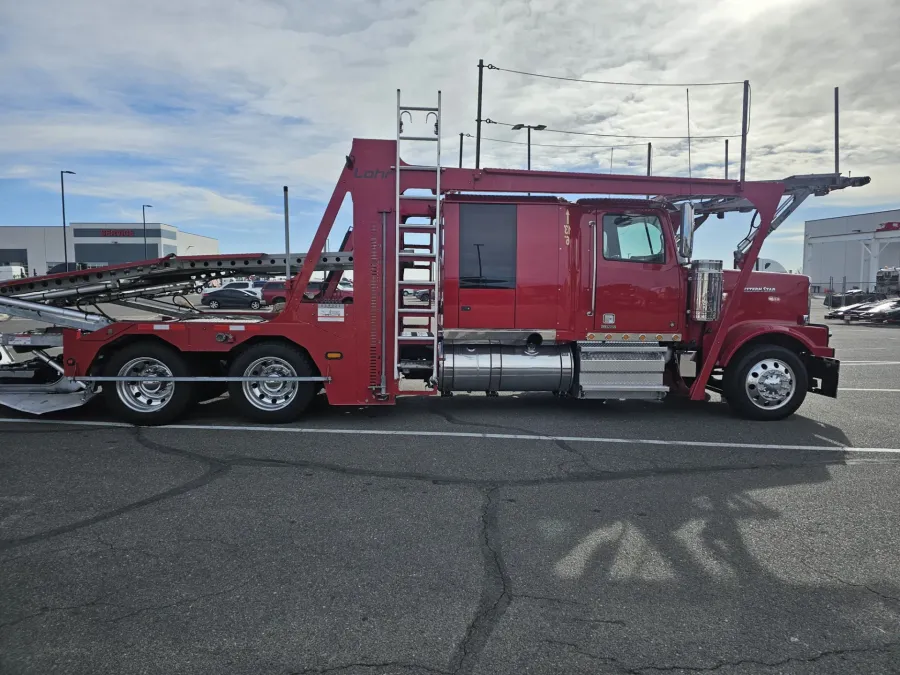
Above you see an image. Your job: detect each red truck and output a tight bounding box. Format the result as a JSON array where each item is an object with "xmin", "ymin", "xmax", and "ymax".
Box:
[
  {"xmin": 261, "ymin": 279, "xmax": 353, "ymax": 306},
  {"xmin": 0, "ymin": 91, "xmax": 868, "ymax": 425}
]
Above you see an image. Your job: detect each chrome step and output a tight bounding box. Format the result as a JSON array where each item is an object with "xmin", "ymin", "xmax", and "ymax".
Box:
[{"xmin": 577, "ymin": 342, "xmax": 669, "ymax": 400}]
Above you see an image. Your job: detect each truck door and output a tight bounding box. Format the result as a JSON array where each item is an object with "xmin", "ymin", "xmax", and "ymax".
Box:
[{"xmin": 588, "ymin": 210, "xmax": 684, "ymax": 335}]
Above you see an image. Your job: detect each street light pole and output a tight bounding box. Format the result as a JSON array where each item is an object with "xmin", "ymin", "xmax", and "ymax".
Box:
[
  {"xmin": 511, "ymin": 123, "xmax": 545, "ymax": 196},
  {"xmin": 527, "ymin": 127, "xmax": 531, "ymax": 171},
  {"xmin": 142, "ymin": 204, "xmax": 152, "ymax": 260},
  {"xmin": 60, "ymin": 171, "xmax": 75, "ymax": 268},
  {"xmin": 511, "ymin": 123, "xmax": 546, "ymax": 171}
]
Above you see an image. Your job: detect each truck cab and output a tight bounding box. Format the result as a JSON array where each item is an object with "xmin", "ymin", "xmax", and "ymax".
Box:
[{"xmin": 441, "ymin": 197, "xmax": 686, "ymax": 340}]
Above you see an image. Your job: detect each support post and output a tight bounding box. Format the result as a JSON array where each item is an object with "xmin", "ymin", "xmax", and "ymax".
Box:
[
  {"xmin": 739, "ymin": 80, "xmax": 749, "ymax": 185},
  {"xmin": 646, "ymin": 142, "xmax": 652, "ymax": 176},
  {"xmin": 725, "ymin": 139, "xmax": 729, "ymax": 180},
  {"xmin": 459, "ymin": 132, "xmax": 463, "ymax": 168},
  {"xmin": 834, "ymin": 86, "xmax": 840, "ymax": 177},
  {"xmin": 475, "ymin": 59, "xmax": 484, "ymax": 169},
  {"xmin": 283, "ymin": 186, "xmax": 291, "ymax": 280}
]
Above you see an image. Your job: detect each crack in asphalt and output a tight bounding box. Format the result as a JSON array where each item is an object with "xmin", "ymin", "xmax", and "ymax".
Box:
[
  {"xmin": 0, "ymin": 580, "xmax": 254, "ymax": 631},
  {"xmin": 3, "ymin": 423, "xmax": 897, "ymax": 674},
  {"xmin": 0, "ymin": 423, "xmax": 852, "ymax": 553},
  {"xmin": 562, "ymin": 616, "xmax": 627, "ymax": 627},
  {"xmin": 546, "ymin": 638, "xmax": 900, "ymax": 674},
  {"xmin": 554, "ymin": 438, "xmax": 600, "ymax": 473},
  {"xmin": 632, "ymin": 642, "xmax": 900, "ymax": 673},
  {"xmin": 0, "ymin": 598, "xmax": 112, "ymax": 630},
  {"xmin": 544, "ymin": 639, "xmax": 629, "ymax": 667},
  {"xmin": 292, "ymin": 663, "xmax": 449, "ymax": 674},
  {"xmin": 803, "ymin": 562, "xmax": 900, "ymax": 606},
  {"xmin": 0, "ymin": 429, "xmax": 230, "ymax": 552},
  {"xmin": 99, "ymin": 578, "xmax": 253, "ymax": 624},
  {"xmin": 516, "ymin": 593, "xmax": 586, "ymax": 607},
  {"xmin": 448, "ymin": 486, "xmax": 511, "ymax": 675}
]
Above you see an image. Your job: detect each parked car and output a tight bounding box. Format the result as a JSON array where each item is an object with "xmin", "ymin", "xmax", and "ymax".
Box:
[
  {"xmin": 200, "ymin": 288, "xmax": 265, "ymax": 310},
  {"xmin": 859, "ymin": 299, "xmax": 900, "ymax": 322},
  {"xmin": 261, "ymin": 279, "xmax": 354, "ymax": 305},
  {"xmin": 823, "ymin": 289, "xmax": 885, "ymax": 308},
  {"xmin": 825, "ymin": 301, "xmax": 871, "ymax": 319},
  {"xmin": 262, "ymin": 280, "xmax": 288, "ymax": 305},
  {"xmin": 201, "ymin": 280, "xmax": 263, "ymax": 299}
]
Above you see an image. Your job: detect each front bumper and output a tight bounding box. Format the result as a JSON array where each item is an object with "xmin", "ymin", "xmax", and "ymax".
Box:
[{"xmin": 807, "ymin": 356, "xmax": 839, "ymax": 398}]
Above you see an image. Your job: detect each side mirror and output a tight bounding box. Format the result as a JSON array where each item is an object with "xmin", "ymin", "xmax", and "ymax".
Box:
[{"xmin": 679, "ymin": 203, "xmax": 694, "ymax": 260}]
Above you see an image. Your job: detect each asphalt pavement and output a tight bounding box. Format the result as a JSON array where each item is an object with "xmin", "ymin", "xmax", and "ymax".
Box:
[{"xmin": 1, "ymin": 304, "xmax": 899, "ymax": 674}]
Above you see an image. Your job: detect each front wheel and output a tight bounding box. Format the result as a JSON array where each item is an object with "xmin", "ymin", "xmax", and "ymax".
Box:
[
  {"xmin": 227, "ymin": 342, "xmax": 318, "ymax": 423},
  {"xmin": 102, "ymin": 341, "xmax": 194, "ymax": 425},
  {"xmin": 723, "ymin": 345, "xmax": 808, "ymax": 421},
  {"xmin": 208, "ymin": 299, "xmax": 220, "ymax": 309}
]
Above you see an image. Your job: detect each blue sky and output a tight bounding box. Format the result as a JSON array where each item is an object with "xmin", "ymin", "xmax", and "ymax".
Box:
[{"xmin": 2, "ymin": 0, "xmax": 898, "ymax": 270}]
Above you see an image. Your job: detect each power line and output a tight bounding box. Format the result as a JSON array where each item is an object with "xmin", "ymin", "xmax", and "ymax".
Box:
[
  {"xmin": 486, "ymin": 64, "xmax": 745, "ymax": 87},
  {"xmin": 484, "ymin": 119, "xmax": 740, "ymax": 140},
  {"xmin": 465, "ymin": 133, "xmax": 647, "ymax": 150}
]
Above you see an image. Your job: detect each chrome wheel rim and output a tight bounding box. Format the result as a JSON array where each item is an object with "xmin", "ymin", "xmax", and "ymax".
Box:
[
  {"xmin": 242, "ymin": 356, "xmax": 297, "ymax": 411},
  {"xmin": 745, "ymin": 358, "xmax": 795, "ymax": 410},
  {"xmin": 116, "ymin": 357, "xmax": 175, "ymax": 413}
]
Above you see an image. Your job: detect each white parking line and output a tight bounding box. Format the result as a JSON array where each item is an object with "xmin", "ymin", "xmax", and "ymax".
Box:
[
  {"xmin": 1, "ymin": 418, "xmax": 898, "ymax": 454},
  {"xmin": 840, "ymin": 361, "xmax": 900, "ymax": 366},
  {"xmin": 841, "ymin": 388, "xmax": 900, "ymax": 392}
]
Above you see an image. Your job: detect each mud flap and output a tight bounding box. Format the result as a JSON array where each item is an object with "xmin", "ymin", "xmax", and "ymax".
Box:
[{"xmin": 807, "ymin": 356, "xmax": 839, "ymax": 398}]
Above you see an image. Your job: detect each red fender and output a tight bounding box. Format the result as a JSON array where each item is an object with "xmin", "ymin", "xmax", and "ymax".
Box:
[{"xmin": 707, "ymin": 321, "xmax": 833, "ymax": 367}]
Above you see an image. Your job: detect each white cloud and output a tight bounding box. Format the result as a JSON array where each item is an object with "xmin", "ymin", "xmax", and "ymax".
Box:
[{"xmin": 1, "ymin": 0, "xmax": 898, "ymax": 263}]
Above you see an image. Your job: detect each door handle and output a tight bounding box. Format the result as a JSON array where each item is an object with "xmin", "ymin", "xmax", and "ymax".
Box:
[
  {"xmin": 461, "ymin": 305, "xmax": 471, "ymax": 311},
  {"xmin": 588, "ymin": 220, "xmax": 597, "ymax": 317}
]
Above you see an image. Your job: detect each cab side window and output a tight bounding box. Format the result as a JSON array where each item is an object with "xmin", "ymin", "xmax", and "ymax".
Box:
[{"xmin": 602, "ymin": 214, "xmax": 665, "ymax": 264}]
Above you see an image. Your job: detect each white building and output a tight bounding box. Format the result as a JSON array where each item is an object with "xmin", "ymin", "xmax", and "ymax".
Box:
[
  {"xmin": 0, "ymin": 223, "xmax": 219, "ymax": 275},
  {"xmin": 803, "ymin": 209, "xmax": 900, "ymax": 292}
]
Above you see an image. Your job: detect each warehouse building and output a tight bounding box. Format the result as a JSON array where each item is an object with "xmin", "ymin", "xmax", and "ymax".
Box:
[
  {"xmin": 803, "ymin": 209, "xmax": 900, "ymax": 293},
  {"xmin": 0, "ymin": 223, "xmax": 219, "ymax": 275}
]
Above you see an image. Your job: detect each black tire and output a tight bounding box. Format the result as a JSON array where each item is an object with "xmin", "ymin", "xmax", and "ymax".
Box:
[
  {"xmin": 273, "ymin": 297, "xmax": 286, "ymax": 305},
  {"xmin": 227, "ymin": 342, "xmax": 318, "ymax": 423},
  {"xmin": 723, "ymin": 345, "xmax": 808, "ymax": 421},
  {"xmin": 102, "ymin": 341, "xmax": 194, "ymax": 426},
  {"xmin": 250, "ymin": 300, "xmax": 261, "ymax": 309},
  {"xmin": 208, "ymin": 299, "xmax": 220, "ymax": 309}
]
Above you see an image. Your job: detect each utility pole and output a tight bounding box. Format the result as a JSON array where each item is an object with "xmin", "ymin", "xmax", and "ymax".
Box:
[
  {"xmin": 475, "ymin": 59, "xmax": 484, "ymax": 169},
  {"xmin": 60, "ymin": 171, "xmax": 75, "ymax": 267},
  {"xmin": 459, "ymin": 132, "xmax": 464, "ymax": 168}
]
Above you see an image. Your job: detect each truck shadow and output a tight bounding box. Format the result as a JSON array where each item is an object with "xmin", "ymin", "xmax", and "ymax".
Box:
[
  {"xmin": 176, "ymin": 389, "xmax": 860, "ymax": 451},
  {"xmin": 518, "ymin": 460, "xmax": 900, "ymax": 670}
]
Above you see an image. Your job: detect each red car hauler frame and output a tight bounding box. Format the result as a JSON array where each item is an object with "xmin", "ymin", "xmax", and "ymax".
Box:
[{"xmin": 0, "ymin": 91, "xmax": 869, "ymax": 425}]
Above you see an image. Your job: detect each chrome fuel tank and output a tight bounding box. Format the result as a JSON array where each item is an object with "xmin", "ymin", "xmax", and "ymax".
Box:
[{"xmin": 439, "ymin": 344, "xmax": 575, "ymax": 392}]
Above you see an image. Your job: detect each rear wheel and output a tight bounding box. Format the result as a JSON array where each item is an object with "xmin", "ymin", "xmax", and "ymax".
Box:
[
  {"xmin": 227, "ymin": 342, "xmax": 318, "ymax": 423},
  {"xmin": 102, "ymin": 341, "xmax": 194, "ymax": 425},
  {"xmin": 250, "ymin": 299, "xmax": 261, "ymax": 309},
  {"xmin": 723, "ymin": 345, "xmax": 807, "ymax": 421}
]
